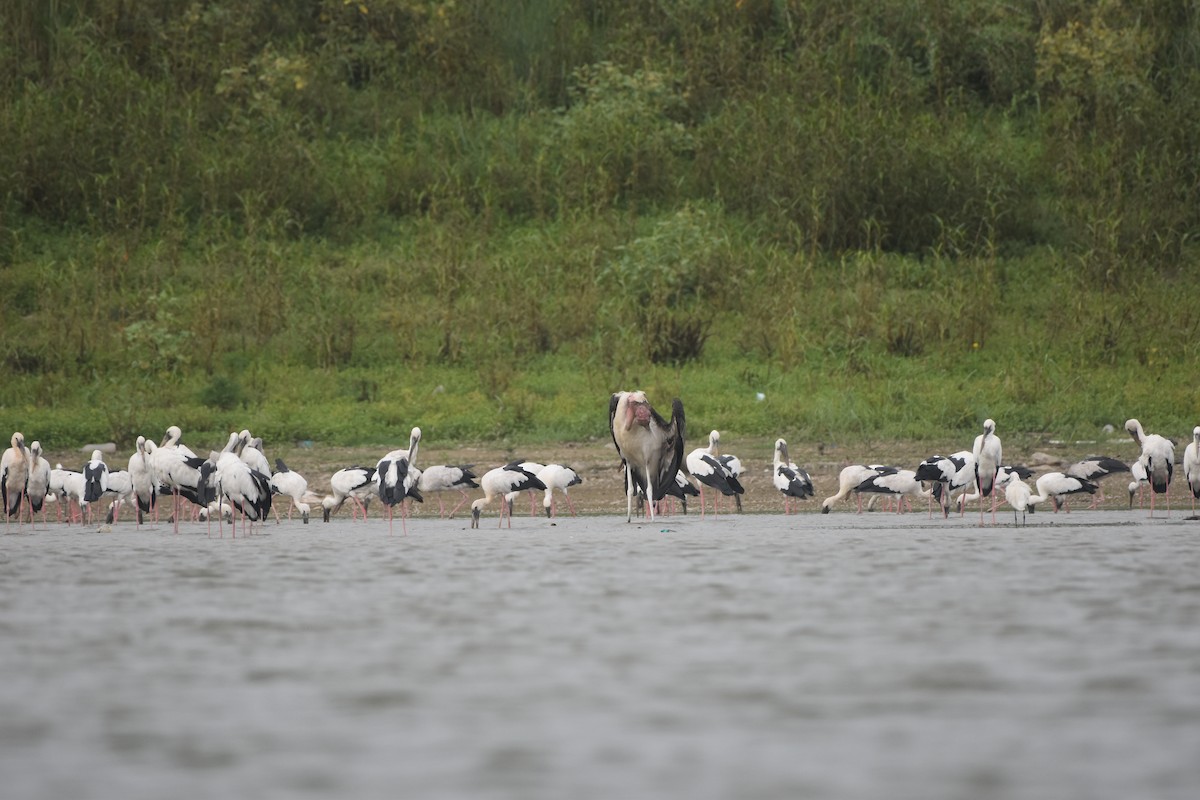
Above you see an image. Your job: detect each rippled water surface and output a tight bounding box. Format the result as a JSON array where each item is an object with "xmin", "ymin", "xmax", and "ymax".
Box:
[{"xmin": 3, "ymin": 511, "xmax": 1200, "ymax": 799}]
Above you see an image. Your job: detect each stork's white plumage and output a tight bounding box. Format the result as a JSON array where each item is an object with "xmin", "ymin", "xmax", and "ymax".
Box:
[
  {"xmin": 2, "ymin": 432, "xmax": 30, "ymax": 525},
  {"xmin": 128, "ymin": 436, "xmax": 157, "ymax": 527},
  {"xmin": 1183, "ymin": 426, "xmax": 1200, "ymax": 513},
  {"xmin": 322, "ymin": 466, "xmax": 377, "ymax": 522},
  {"xmin": 377, "ymin": 427, "xmax": 421, "ymax": 534},
  {"xmin": 417, "ymin": 464, "xmax": 479, "ymax": 518},
  {"xmin": 685, "ymin": 430, "xmax": 744, "ymax": 518},
  {"xmin": 915, "ymin": 451, "xmax": 973, "ymax": 517},
  {"xmin": 1001, "ymin": 471, "xmax": 1036, "ymax": 526},
  {"xmin": 537, "ymin": 463, "xmax": 583, "ymax": 518},
  {"xmin": 1128, "ymin": 459, "xmax": 1148, "ymax": 508},
  {"xmin": 821, "ymin": 464, "xmax": 884, "ymax": 514},
  {"xmin": 102, "ymin": 470, "xmax": 135, "ymax": 524},
  {"xmin": 151, "ymin": 425, "xmax": 211, "ymax": 532},
  {"xmin": 212, "ymin": 432, "xmax": 272, "ymax": 537},
  {"xmin": 504, "ymin": 460, "xmax": 546, "ymax": 517},
  {"xmin": 239, "ymin": 431, "xmax": 271, "ymax": 475},
  {"xmin": 82, "ymin": 449, "xmax": 110, "ymax": 522},
  {"xmin": 1125, "ymin": 418, "xmax": 1174, "ymax": 517},
  {"xmin": 609, "ymin": 391, "xmax": 685, "ymax": 523},
  {"xmin": 854, "ymin": 468, "xmax": 931, "ymax": 514},
  {"xmin": 25, "ymin": 441, "xmax": 52, "ymax": 526},
  {"xmin": 1066, "ymin": 455, "xmax": 1129, "ymax": 508},
  {"xmin": 773, "ymin": 438, "xmax": 813, "ymax": 514},
  {"xmin": 50, "ymin": 466, "xmax": 87, "ymax": 525},
  {"xmin": 972, "ymin": 418, "xmax": 1003, "ymax": 525},
  {"xmin": 1030, "ymin": 471, "xmax": 1098, "ymax": 513},
  {"xmin": 471, "ymin": 462, "xmax": 546, "ymax": 528},
  {"xmin": 270, "ymin": 458, "xmax": 310, "ymax": 523}
]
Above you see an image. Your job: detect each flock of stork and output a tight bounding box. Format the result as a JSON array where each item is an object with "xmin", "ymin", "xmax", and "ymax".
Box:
[
  {"xmin": 1, "ymin": 389, "xmax": 1195, "ymax": 534},
  {"xmin": 608, "ymin": 390, "xmax": 1197, "ymax": 525},
  {"xmin": 0, "ymin": 425, "xmax": 585, "ymax": 535}
]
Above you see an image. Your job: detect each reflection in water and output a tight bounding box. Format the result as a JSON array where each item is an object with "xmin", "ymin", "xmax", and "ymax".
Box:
[{"xmin": 3, "ymin": 513, "xmax": 1200, "ymax": 799}]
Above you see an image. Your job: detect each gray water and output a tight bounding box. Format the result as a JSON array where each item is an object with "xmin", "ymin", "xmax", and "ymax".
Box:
[{"xmin": 3, "ymin": 511, "xmax": 1200, "ymax": 800}]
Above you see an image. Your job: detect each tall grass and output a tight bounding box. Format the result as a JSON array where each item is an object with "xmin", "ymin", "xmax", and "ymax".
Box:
[{"xmin": 2, "ymin": 0, "xmax": 1200, "ymax": 447}]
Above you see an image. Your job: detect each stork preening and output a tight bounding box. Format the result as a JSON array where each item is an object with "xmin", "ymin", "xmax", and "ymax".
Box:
[
  {"xmin": 685, "ymin": 430, "xmax": 745, "ymax": 517},
  {"xmin": 128, "ymin": 436, "xmax": 157, "ymax": 527},
  {"xmin": 537, "ymin": 463, "xmax": 583, "ymax": 518},
  {"xmin": 915, "ymin": 451, "xmax": 973, "ymax": 518},
  {"xmin": 417, "ymin": 465, "xmax": 479, "ymax": 518},
  {"xmin": 211, "ymin": 432, "xmax": 272, "ymax": 537},
  {"xmin": 773, "ymin": 439, "xmax": 814, "ymax": 514},
  {"xmin": 471, "ymin": 462, "xmax": 546, "ymax": 528},
  {"xmin": 609, "ymin": 391, "xmax": 686, "ymax": 523},
  {"xmin": 1183, "ymin": 426, "xmax": 1200, "ymax": 514},
  {"xmin": 377, "ymin": 427, "xmax": 422, "ymax": 534},
  {"xmin": 1125, "ymin": 419, "xmax": 1174, "ymax": 517},
  {"xmin": 322, "ymin": 466, "xmax": 377, "ymax": 522},
  {"xmin": 972, "ymin": 418, "xmax": 1003, "ymax": 525},
  {"xmin": 152, "ymin": 425, "xmax": 213, "ymax": 533}
]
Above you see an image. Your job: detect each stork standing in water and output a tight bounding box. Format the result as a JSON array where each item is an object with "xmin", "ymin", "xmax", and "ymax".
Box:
[
  {"xmin": 609, "ymin": 391, "xmax": 686, "ymax": 523},
  {"xmin": 212, "ymin": 431, "xmax": 272, "ymax": 537},
  {"xmin": 1125, "ymin": 418, "xmax": 1174, "ymax": 517},
  {"xmin": 685, "ymin": 430, "xmax": 744, "ymax": 518},
  {"xmin": 773, "ymin": 439, "xmax": 814, "ymax": 514},
  {"xmin": 471, "ymin": 462, "xmax": 546, "ymax": 528},
  {"xmin": 25, "ymin": 441, "xmax": 52, "ymax": 527},
  {"xmin": 377, "ymin": 427, "xmax": 421, "ymax": 535},
  {"xmin": 1183, "ymin": 427, "xmax": 1200, "ymax": 513},
  {"xmin": 972, "ymin": 418, "xmax": 1003, "ymax": 526},
  {"xmin": 128, "ymin": 436, "xmax": 157, "ymax": 528},
  {"xmin": 2, "ymin": 432, "xmax": 30, "ymax": 526},
  {"xmin": 152, "ymin": 425, "xmax": 211, "ymax": 533},
  {"xmin": 1001, "ymin": 471, "xmax": 1037, "ymax": 526},
  {"xmin": 82, "ymin": 449, "xmax": 110, "ymax": 524}
]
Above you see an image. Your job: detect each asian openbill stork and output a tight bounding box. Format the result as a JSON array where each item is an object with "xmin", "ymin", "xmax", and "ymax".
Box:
[
  {"xmin": 773, "ymin": 438, "xmax": 814, "ymax": 514},
  {"xmin": 471, "ymin": 462, "xmax": 546, "ymax": 528},
  {"xmin": 1125, "ymin": 418, "xmax": 1174, "ymax": 517},
  {"xmin": 972, "ymin": 418, "xmax": 1003, "ymax": 525},
  {"xmin": 377, "ymin": 426, "xmax": 421, "ymax": 534},
  {"xmin": 1183, "ymin": 426, "xmax": 1200, "ymax": 513}
]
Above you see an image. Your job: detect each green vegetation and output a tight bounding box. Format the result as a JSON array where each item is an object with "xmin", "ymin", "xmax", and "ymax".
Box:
[{"xmin": 2, "ymin": 1, "xmax": 1199, "ymax": 449}]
